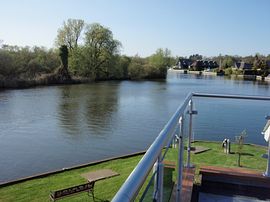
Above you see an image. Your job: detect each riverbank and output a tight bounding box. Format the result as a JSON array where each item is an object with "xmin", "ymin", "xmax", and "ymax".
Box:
[
  {"xmin": 0, "ymin": 141, "xmax": 267, "ymax": 202},
  {"xmin": 0, "ymin": 75, "xmax": 92, "ymax": 89},
  {"xmin": 1, "ymin": 69, "xmax": 269, "ymax": 89},
  {"xmin": 169, "ymin": 69, "xmax": 270, "ymax": 82}
]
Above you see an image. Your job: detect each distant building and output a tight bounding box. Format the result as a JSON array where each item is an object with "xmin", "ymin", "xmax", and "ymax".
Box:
[
  {"xmin": 190, "ymin": 60, "xmax": 219, "ymax": 71},
  {"xmin": 234, "ymin": 62, "xmax": 253, "ymax": 70},
  {"xmin": 175, "ymin": 58, "xmax": 192, "ymax": 69}
]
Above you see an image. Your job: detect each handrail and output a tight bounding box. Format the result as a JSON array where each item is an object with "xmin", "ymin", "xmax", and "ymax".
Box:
[
  {"xmin": 112, "ymin": 92, "xmax": 193, "ymax": 202},
  {"xmin": 193, "ymin": 93, "xmax": 270, "ymax": 101},
  {"xmin": 112, "ymin": 92, "xmax": 270, "ymax": 202}
]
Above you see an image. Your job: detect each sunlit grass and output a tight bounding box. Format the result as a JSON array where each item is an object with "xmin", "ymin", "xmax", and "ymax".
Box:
[{"xmin": 0, "ymin": 141, "xmax": 267, "ymax": 202}]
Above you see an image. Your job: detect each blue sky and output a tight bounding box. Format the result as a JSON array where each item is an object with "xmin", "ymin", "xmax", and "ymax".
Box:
[{"xmin": 1, "ymin": 0, "xmax": 270, "ymax": 57}]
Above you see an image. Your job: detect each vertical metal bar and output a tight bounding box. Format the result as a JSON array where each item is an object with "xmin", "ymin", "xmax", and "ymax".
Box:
[
  {"xmin": 176, "ymin": 116, "xmax": 184, "ymax": 202},
  {"xmin": 157, "ymin": 154, "xmax": 164, "ymax": 202},
  {"xmin": 153, "ymin": 161, "xmax": 158, "ymax": 201},
  {"xmin": 153, "ymin": 155, "xmax": 164, "ymax": 202},
  {"xmin": 265, "ymin": 140, "xmax": 270, "ymax": 177},
  {"xmin": 187, "ymin": 99, "xmax": 193, "ymax": 168},
  {"xmin": 157, "ymin": 156, "xmax": 164, "ymax": 202}
]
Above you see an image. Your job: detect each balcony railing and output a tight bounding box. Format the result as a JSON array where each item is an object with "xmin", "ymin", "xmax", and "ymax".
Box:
[{"xmin": 112, "ymin": 93, "xmax": 270, "ymax": 202}]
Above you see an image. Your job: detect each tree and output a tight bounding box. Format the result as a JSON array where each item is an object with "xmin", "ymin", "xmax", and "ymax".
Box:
[
  {"xmin": 253, "ymin": 54, "xmax": 268, "ymax": 77},
  {"xmin": 59, "ymin": 45, "xmax": 68, "ymax": 70},
  {"xmin": 55, "ymin": 19, "xmax": 85, "ymax": 51},
  {"xmin": 128, "ymin": 55, "xmax": 146, "ymax": 79},
  {"xmin": 147, "ymin": 48, "xmax": 173, "ymax": 78},
  {"xmin": 189, "ymin": 54, "xmax": 203, "ymax": 61},
  {"xmin": 55, "ymin": 45, "xmax": 71, "ymax": 81},
  {"xmin": 84, "ymin": 23, "xmax": 121, "ymax": 80},
  {"xmin": 222, "ymin": 56, "xmax": 234, "ymax": 68},
  {"xmin": 117, "ymin": 55, "xmax": 131, "ymax": 79}
]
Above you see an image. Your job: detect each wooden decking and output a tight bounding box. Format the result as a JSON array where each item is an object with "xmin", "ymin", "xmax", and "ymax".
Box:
[
  {"xmin": 199, "ymin": 165, "xmax": 270, "ymax": 200},
  {"xmin": 170, "ymin": 167, "xmax": 195, "ymax": 202},
  {"xmin": 200, "ymin": 165, "xmax": 270, "ymax": 188}
]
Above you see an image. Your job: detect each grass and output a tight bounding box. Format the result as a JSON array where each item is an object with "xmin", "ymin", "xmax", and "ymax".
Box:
[{"xmin": 0, "ymin": 141, "xmax": 267, "ymax": 202}]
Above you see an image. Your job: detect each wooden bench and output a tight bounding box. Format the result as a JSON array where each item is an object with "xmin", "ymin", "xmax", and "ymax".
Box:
[
  {"xmin": 199, "ymin": 165, "xmax": 270, "ymax": 188},
  {"xmin": 50, "ymin": 169, "xmax": 119, "ymax": 201},
  {"xmin": 50, "ymin": 182, "xmax": 94, "ymax": 201}
]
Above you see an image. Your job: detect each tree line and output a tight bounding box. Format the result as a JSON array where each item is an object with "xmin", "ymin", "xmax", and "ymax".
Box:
[
  {"xmin": 0, "ymin": 19, "xmax": 175, "ymax": 84},
  {"xmin": 1, "ymin": 18, "xmax": 269, "ymax": 86}
]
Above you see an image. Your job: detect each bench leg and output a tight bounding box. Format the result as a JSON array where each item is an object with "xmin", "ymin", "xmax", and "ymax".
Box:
[{"xmin": 88, "ymin": 182, "xmax": 95, "ymax": 201}]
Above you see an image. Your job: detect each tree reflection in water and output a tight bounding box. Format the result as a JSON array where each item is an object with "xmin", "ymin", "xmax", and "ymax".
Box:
[{"xmin": 58, "ymin": 82, "xmax": 119, "ymax": 137}]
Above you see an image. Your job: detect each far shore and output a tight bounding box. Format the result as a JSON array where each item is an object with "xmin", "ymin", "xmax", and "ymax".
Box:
[
  {"xmin": 169, "ymin": 68, "xmax": 270, "ymax": 82},
  {"xmin": 1, "ymin": 69, "xmax": 269, "ymax": 90}
]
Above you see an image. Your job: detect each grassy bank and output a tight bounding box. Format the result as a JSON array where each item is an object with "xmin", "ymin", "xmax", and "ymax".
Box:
[{"xmin": 0, "ymin": 141, "xmax": 267, "ymax": 202}]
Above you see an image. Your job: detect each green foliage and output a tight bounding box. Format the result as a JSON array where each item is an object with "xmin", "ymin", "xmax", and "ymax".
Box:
[
  {"xmin": 222, "ymin": 56, "xmax": 234, "ymax": 68},
  {"xmin": 59, "ymin": 45, "xmax": 69, "ymax": 69},
  {"xmin": 224, "ymin": 67, "xmax": 233, "ymax": 75},
  {"xmin": 128, "ymin": 48, "xmax": 174, "ymax": 80},
  {"xmin": 189, "ymin": 54, "xmax": 203, "ymax": 61},
  {"xmin": 224, "ymin": 67, "xmax": 243, "ymax": 76},
  {"xmin": 83, "ymin": 23, "xmax": 121, "ymax": 80},
  {"xmin": 253, "ymin": 54, "xmax": 269, "ymax": 77},
  {"xmin": 117, "ymin": 55, "xmax": 131, "ymax": 79},
  {"xmin": 55, "ymin": 19, "xmax": 85, "ymax": 51},
  {"xmin": 147, "ymin": 48, "xmax": 172, "ymax": 78},
  {"xmin": 128, "ymin": 56, "xmax": 146, "ymax": 79},
  {"xmin": 0, "ymin": 45, "xmax": 60, "ymax": 79}
]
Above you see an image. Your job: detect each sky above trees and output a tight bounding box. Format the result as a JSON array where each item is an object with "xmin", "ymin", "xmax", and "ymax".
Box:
[{"xmin": 1, "ymin": 0, "xmax": 270, "ymax": 57}]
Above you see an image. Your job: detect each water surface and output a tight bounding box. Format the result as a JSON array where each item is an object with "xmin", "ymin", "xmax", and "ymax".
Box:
[{"xmin": 0, "ymin": 71, "xmax": 270, "ymax": 182}]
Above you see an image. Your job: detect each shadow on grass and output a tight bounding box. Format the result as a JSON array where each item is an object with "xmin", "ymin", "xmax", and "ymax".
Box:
[
  {"xmin": 229, "ymin": 152, "xmax": 254, "ymax": 156},
  {"xmin": 93, "ymin": 197, "xmax": 109, "ymax": 202}
]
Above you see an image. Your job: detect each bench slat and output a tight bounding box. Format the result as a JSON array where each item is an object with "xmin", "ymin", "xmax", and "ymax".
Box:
[{"xmin": 50, "ymin": 182, "xmax": 94, "ymax": 201}]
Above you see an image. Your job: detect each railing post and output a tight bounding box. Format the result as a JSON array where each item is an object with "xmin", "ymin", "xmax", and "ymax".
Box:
[
  {"xmin": 187, "ymin": 99, "xmax": 193, "ymax": 168},
  {"xmin": 176, "ymin": 116, "xmax": 184, "ymax": 202},
  {"xmin": 264, "ymin": 140, "xmax": 270, "ymax": 177},
  {"xmin": 153, "ymin": 155, "xmax": 164, "ymax": 202}
]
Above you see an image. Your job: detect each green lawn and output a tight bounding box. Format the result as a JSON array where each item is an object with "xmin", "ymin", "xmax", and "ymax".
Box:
[{"xmin": 0, "ymin": 141, "xmax": 267, "ymax": 202}]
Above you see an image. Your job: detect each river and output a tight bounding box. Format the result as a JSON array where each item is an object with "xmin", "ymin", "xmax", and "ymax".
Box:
[{"xmin": 0, "ymin": 71, "xmax": 270, "ymax": 182}]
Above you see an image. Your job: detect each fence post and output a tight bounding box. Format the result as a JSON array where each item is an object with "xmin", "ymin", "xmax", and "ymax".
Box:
[
  {"xmin": 187, "ymin": 99, "xmax": 193, "ymax": 168},
  {"xmin": 153, "ymin": 155, "xmax": 164, "ymax": 202},
  {"xmin": 176, "ymin": 116, "xmax": 184, "ymax": 202}
]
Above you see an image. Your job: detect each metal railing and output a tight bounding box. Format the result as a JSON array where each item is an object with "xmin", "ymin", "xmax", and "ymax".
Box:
[{"xmin": 112, "ymin": 93, "xmax": 270, "ymax": 202}]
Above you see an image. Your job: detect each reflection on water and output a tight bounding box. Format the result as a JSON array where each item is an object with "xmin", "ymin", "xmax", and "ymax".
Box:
[
  {"xmin": 0, "ymin": 72, "xmax": 270, "ymax": 182},
  {"xmin": 58, "ymin": 86, "xmax": 81, "ymax": 135},
  {"xmin": 58, "ymin": 83, "xmax": 119, "ymax": 137}
]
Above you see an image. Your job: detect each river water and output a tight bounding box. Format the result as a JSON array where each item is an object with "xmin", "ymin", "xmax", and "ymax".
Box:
[{"xmin": 0, "ymin": 71, "xmax": 270, "ymax": 182}]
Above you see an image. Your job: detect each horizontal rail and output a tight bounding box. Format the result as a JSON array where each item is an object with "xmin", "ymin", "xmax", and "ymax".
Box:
[
  {"xmin": 112, "ymin": 92, "xmax": 270, "ymax": 202},
  {"xmin": 193, "ymin": 93, "xmax": 270, "ymax": 101},
  {"xmin": 112, "ymin": 92, "xmax": 193, "ymax": 202}
]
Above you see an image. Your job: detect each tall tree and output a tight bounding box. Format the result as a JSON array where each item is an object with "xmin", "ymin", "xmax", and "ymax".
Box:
[
  {"xmin": 55, "ymin": 19, "xmax": 85, "ymax": 51},
  {"xmin": 59, "ymin": 45, "xmax": 68, "ymax": 70},
  {"xmin": 147, "ymin": 48, "xmax": 173, "ymax": 78},
  {"xmin": 56, "ymin": 45, "xmax": 71, "ymax": 81},
  {"xmin": 84, "ymin": 23, "xmax": 121, "ymax": 80}
]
